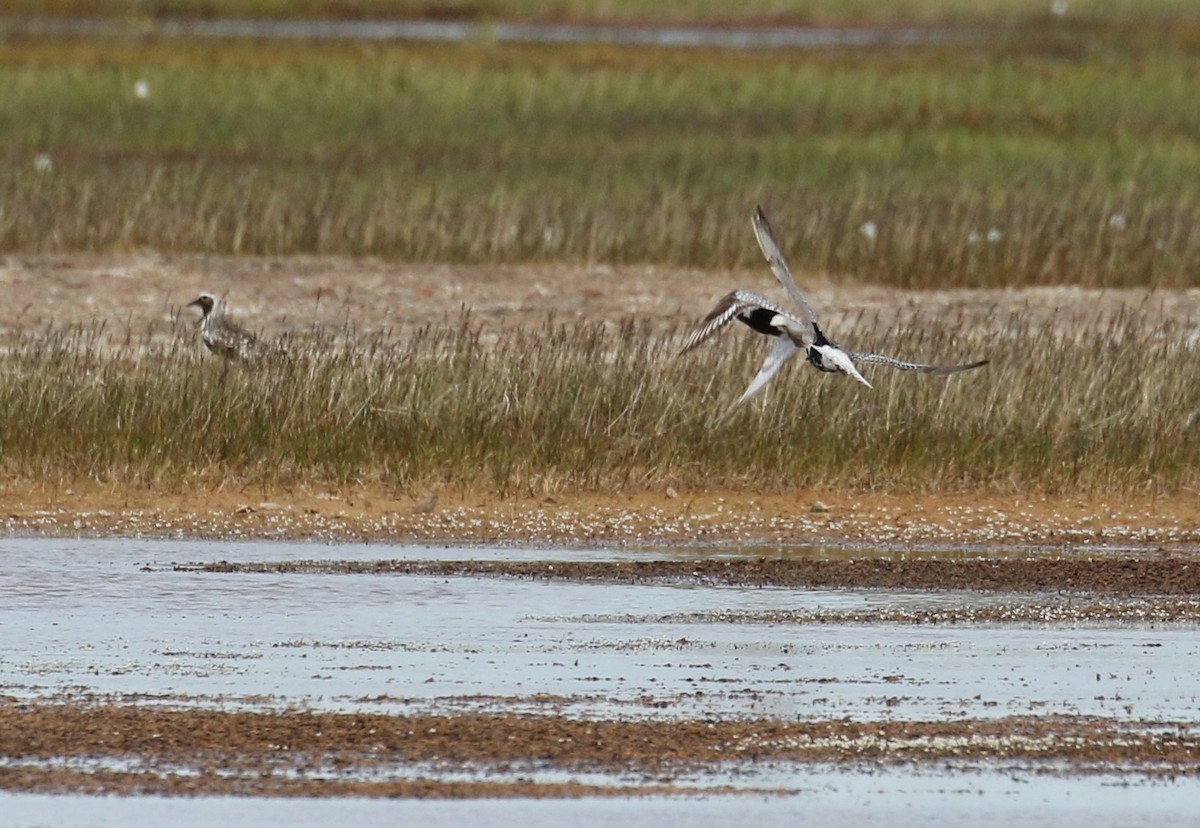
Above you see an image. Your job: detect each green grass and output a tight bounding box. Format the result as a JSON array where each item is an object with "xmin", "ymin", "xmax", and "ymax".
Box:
[
  {"xmin": 3, "ymin": 305, "xmax": 1198, "ymax": 496},
  {"xmin": 3, "ymin": 20, "xmax": 1200, "ymax": 286}
]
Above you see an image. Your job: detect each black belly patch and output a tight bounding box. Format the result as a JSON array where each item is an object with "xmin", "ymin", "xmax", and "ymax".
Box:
[{"xmin": 737, "ymin": 307, "xmax": 781, "ymax": 336}]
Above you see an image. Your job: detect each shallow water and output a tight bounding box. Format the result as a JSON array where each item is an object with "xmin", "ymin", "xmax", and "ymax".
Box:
[
  {"xmin": 5, "ymin": 537, "xmax": 1200, "ymax": 817},
  {"xmin": 2, "ymin": 537, "xmax": 1197, "ymax": 721}
]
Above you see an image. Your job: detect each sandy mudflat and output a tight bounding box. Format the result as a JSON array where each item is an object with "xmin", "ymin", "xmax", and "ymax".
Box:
[
  {"xmin": 4, "ymin": 705, "xmax": 1198, "ymax": 798},
  {"xmin": 3, "ymin": 482, "xmax": 1200, "ymax": 550}
]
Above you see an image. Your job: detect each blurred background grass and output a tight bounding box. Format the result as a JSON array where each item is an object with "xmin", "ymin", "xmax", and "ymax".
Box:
[{"xmin": 3, "ymin": 2, "xmax": 1200, "ymax": 286}]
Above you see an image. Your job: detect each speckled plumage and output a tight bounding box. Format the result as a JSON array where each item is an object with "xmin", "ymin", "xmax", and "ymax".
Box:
[{"xmin": 186, "ymin": 293, "xmax": 260, "ymax": 360}]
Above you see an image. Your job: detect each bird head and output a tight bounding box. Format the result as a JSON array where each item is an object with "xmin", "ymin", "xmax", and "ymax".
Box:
[{"xmin": 187, "ymin": 293, "xmax": 218, "ymax": 317}]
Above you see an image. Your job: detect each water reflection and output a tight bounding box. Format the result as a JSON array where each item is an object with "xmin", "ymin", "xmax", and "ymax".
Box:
[{"xmin": 4, "ymin": 768, "xmax": 1200, "ymax": 827}]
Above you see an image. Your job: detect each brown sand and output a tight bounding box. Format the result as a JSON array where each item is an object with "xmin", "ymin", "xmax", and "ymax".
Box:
[{"xmin": 4, "ymin": 483, "xmax": 1200, "ymax": 550}]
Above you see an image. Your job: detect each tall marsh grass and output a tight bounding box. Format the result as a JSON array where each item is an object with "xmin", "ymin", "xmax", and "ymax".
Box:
[{"xmin": 3, "ymin": 306, "xmax": 1198, "ymax": 495}]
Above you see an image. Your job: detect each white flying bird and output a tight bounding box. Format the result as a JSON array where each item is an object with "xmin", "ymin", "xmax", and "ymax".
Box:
[{"xmin": 681, "ymin": 207, "xmax": 988, "ymax": 408}]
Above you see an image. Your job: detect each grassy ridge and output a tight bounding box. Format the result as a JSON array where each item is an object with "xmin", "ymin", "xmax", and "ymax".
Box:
[
  {"xmin": 3, "ymin": 307, "xmax": 1197, "ymax": 495},
  {"xmin": 4, "ymin": 24, "xmax": 1200, "ymax": 285}
]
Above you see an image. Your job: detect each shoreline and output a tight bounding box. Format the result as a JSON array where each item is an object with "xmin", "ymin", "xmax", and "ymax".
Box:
[
  {"xmin": 4, "ymin": 483, "xmax": 1199, "ymax": 549},
  {"xmin": 6, "ymin": 481, "xmax": 1200, "ymax": 800}
]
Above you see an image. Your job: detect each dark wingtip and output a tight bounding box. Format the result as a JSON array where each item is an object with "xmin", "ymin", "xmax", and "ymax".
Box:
[
  {"xmin": 950, "ymin": 359, "xmax": 989, "ymax": 373},
  {"xmin": 946, "ymin": 359, "xmax": 989, "ymax": 374}
]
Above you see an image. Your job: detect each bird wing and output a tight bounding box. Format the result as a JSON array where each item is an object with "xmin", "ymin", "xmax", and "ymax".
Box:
[
  {"xmin": 751, "ymin": 207, "xmax": 819, "ymax": 337},
  {"xmin": 848, "ymin": 352, "xmax": 990, "ymax": 375},
  {"xmin": 679, "ymin": 289, "xmax": 792, "ymax": 354},
  {"xmin": 732, "ymin": 335, "xmax": 802, "ymax": 409}
]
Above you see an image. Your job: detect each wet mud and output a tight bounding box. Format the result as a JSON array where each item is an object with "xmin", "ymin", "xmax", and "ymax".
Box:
[
  {"xmin": 3, "ymin": 705, "xmax": 1198, "ymax": 798},
  {"xmin": 187, "ymin": 555, "xmax": 1200, "ymax": 597}
]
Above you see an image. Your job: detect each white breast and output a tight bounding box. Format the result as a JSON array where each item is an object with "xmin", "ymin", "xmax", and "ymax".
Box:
[{"xmin": 812, "ymin": 344, "xmax": 873, "ymax": 388}]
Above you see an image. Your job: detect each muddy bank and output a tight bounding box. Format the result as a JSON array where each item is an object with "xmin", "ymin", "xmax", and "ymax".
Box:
[
  {"xmin": 185, "ymin": 555, "xmax": 1200, "ymax": 596},
  {"xmin": 2, "ymin": 704, "xmax": 1197, "ymax": 797},
  {"xmin": 5, "ymin": 484, "xmax": 1200, "ymax": 549}
]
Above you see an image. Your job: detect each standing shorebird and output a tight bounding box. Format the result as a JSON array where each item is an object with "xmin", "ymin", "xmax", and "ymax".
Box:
[
  {"xmin": 186, "ymin": 292, "xmax": 260, "ymax": 360},
  {"xmin": 681, "ymin": 207, "xmax": 988, "ymax": 408}
]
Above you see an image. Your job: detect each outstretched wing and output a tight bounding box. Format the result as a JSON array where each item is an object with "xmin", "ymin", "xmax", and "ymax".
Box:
[
  {"xmin": 679, "ymin": 289, "xmax": 791, "ymax": 354},
  {"xmin": 733, "ymin": 335, "xmax": 802, "ymax": 409},
  {"xmin": 849, "ymin": 352, "xmax": 989, "ymax": 375},
  {"xmin": 751, "ymin": 207, "xmax": 819, "ymax": 336}
]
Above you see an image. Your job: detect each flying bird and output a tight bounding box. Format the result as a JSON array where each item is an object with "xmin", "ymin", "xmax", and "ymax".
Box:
[
  {"xmin": 186, "ymin": 292, "xmax": 260, "ymax": 360},
  {"xmin": 681, "ymin": 207, "xmax": 988, "ymax": 408}
]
